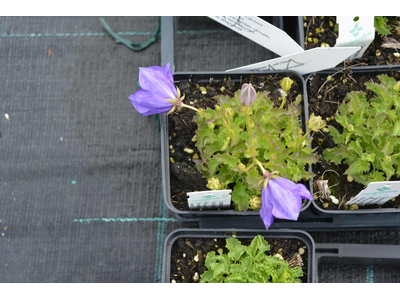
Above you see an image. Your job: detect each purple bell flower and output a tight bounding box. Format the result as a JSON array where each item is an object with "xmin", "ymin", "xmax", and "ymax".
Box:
[
  {"xmin": 260, "ymin": 177, "xmax": 313, "ymax": 229},
  {"xmin": 129, "ymin": 63, "xmax": 177, "ymax": 116}
]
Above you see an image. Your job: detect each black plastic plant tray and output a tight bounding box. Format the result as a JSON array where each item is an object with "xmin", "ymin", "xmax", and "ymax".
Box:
[
  {"xmin": 314, "ymin": 243, "xmax": 400, "ymax": 283},
  {"xmin": 303, "ymin": 66, "xmax": 400, "ymax": 216},
  {"xmin": 160, "ymin": 70, "xmax": 312, "ymax": 220},
  {"xmin": 161, "ymin": 228, "xmax": 316, "ymax": 283}
]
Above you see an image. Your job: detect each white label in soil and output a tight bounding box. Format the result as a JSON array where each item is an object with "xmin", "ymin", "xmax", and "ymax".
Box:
[
  {"xmin": 226, "ymin": 47, "xmax": 360, "ymax": 75},
  {"xmin": 187, "ymin": 190, "xmax": 232, "ymax": 210},
  {"xmin": 346, "ymin": 181, "xmax": 400, "ymax": 206},
  {"xmin": 209, "ymin": 16, "xmax": 304, "ymax": 57},
  {"xmin": 335, "ymin": 16, "xmax": 375, "ymax": 61}
]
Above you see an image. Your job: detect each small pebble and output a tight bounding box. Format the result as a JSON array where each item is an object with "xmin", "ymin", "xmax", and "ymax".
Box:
[
  {"xmin": 298, "ymin": 248, "xmax": 305, "ymax": 255},
  {"xmin": 171, "ymin": 279, "xmax": 177, "ymax": 283},
  {"xmin": 184, "ymin": 148, "xmax": 194, "ymax": 154},
  {"xmin": 5, "ymin": 114, "xmax": 10, "ymax": 121},
  {"xmin": 182, "ymin": 253, "xmax": 186, "ymax": 258}
]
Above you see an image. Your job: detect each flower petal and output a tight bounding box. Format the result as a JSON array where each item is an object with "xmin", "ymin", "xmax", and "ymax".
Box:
[
  {"xmin": 295, "ymin": 183, "xmax": 314, "ymax": 200},
  {"xmin": 129, "ymin": 89, "xmax": 173, "ymax": 116},
  {"xmin": 139, "ymin": 65, "xmax": 177, "ymax": 100},
  {"xmin": 267, "ymin": 178, "xmax": 302, "ymax": 221},
  {"xmin": 163, "ymin": 63, "xmax": 174, "ymax": 84},
  {"xmin": 260, "ymin": 187, "xmax": 274, "ymax": 229}
]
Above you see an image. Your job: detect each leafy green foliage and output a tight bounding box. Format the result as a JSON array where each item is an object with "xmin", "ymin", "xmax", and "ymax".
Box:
[
  {"xmin": 200, "ymin": 235, "xmax": 303, "ymax": 283},
  {"xmin": 193, "ymin": 88, "xmax": 317, "ymax": 211},
  {"xmin": 323, "ymin": 74, "xmax": 400, "ymax": 185},
  {"xmin": 374, "ymin": 17, "xmax": 392, "ymax": 36}
]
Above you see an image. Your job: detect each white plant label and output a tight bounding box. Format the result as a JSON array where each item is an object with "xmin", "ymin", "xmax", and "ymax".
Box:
[
  {"xmin": 335, "ymin": 16, "xmax": 375, "ymax": 61},
  {"xmin": 346, "ymin": 181, "xmax": 400, "ymax": 206},
  {"xmin": 187, "ymin": 190, "xmax": 232, "ymax": 210},
  {"xmin": 226, "ymin": 47, "xmax": 360, "ymax": 75},
  {"xmin": 209, "ymin": 16, "xmax": 304, "ymax": 57}
]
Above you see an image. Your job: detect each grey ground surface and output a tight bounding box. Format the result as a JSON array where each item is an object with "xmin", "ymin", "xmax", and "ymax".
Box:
[{"xmin": 0, "ymin": 16, "xmax": 399, "ymax": 283}]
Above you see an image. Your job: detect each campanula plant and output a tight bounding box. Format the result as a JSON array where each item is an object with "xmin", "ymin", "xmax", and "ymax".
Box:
[
  {"xmin": 129, "ymin": 64, "xmax": 321, "ymax": 228},
  {"xmin": 200, "ymin": 235, "xmax": 303, "ymax": 283},
  {"xmin": 323, "ymin": 74, "xmax": 400, "ymax": 185},
  {"xmin": 193, "ymin": 80, "xmax": 321, "ymax": 227}
]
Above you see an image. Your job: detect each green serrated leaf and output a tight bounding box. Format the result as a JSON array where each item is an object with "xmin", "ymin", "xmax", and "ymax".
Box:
[
  {"xmin": 226, "ymin": 238, "xmax": 242, "ymax": 251},
  {"xmin": 227, "ymin": 245, "xmax": 246, "ymax": 260},
  {"xmin": 345, "ymin": 160, "xmax": 370, "ymax": 176},
  {"xmin": 374, "ymin": 16, "xmax": 392, "ymax": 36},
  {"xmin": 231, "ymin": 181, "xmax": 251, "ymax": 211}
]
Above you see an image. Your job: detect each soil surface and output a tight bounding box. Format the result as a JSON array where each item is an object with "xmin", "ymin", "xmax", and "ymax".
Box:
[
  {"xmin": 303, "ymin": 16, "xmax": 400, "ymax": 67},
  {"xmin": 169, "ymin": 236, "xmax": 308, "ymax": 283},
  {"xmin": 307, "ymin": 69, "xmax": 400, "ymax": 210},
  {"xmin": 168, "ymin": 74, "xmax": 302, "ymax": 211}
]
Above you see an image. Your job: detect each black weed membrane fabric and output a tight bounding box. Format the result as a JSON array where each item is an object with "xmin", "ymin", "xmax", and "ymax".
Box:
[{"xmin": 0, "ymin": 16, "xmax": 399, "ymax": 283}]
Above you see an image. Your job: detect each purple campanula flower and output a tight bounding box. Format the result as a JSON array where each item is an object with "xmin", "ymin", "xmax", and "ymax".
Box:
[
  {"xmin": 240, "ymin": 83, "xmax": 256, "ymax": 106},
  {"xmin": 129, "ymin": 63, "xmax": 178, "ymax": 116},
  {"xmin": 260, "ymin": 177, "xmax": 313, "ymax": 229}
]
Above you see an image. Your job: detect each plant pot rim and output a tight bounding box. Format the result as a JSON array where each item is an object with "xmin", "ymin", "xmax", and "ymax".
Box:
[
  {"xmin": 304, "ymin": 67, "xmax": 400, "ymax": 214},
  {"xmin": 161, "ymin": 71, "xmax": 312, "ymax": 216},
  {"xmin": 162, "ymin": 228, "xmax": 316, "ymax": 283}
]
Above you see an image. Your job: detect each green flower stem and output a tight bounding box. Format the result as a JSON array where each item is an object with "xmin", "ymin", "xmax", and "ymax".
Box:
[
  {"xmin": 291, "ymin": 129, "xmax": 311, "ymax": 153},
  {"xmin": 243, "ymin": 107, "xmax": 251, "ymax": 130},
  {"xmin": 280, "ymin": 94, "xmax": 286, "ymax": 109},
  {"xmin": 180, "ymin": 103, "xmax": 210, "ymax": 119}
]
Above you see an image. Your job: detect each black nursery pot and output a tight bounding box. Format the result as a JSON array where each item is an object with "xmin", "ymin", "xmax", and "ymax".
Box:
[
  {"xmin": 295, "ymin": 16, "xmax": 400, "ymax": 70},
  {"xmin": 304, "ymin": 66, "xmax": 400, "ymax": 215},
  {"xmin": 162, "ymin": 228, "xmax": 316, "ymax": 283},
  {"xmin": 160, "ymin": 71, "xmax": 312, "ymax": 220}
]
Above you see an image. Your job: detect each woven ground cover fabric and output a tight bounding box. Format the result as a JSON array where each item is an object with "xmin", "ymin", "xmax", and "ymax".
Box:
[{"xmin": 0, "ymin": 16, "xmax": 399, "ymax": 283}]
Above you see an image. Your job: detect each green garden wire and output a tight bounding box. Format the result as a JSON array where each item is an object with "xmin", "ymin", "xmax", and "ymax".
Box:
[{"xmin": 99, "ymin": 17, "xmax": 161, "ymax": 51}]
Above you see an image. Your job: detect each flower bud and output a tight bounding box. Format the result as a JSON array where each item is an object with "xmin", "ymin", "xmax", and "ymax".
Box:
[
  {"xmin": 208, "ymin": 123, "xmax": 215, "ymax": 130},
  {"xmin": 347, "ymin": 124, "xmax": 354, "ymax": 132},
  {"xmin": 393, "ymin": 81, "xmax": 400, "ymax": 92},
  {"xmin": 224, "ymin": 107, "xmax": 234, "ymax": 118},
  {"xmin": 307, "ymin": 113, "xmax": 327, "ymax": 132},
  {"xmin": 215, "ymin": 105, "xmax": 221, "ymax": 111},
  {"xmin": 207, "ymin": 178, "xmax": 222, "ymax": 190},
  {"xmin": 237, "ymin": 163, "xmax": 246, "ymax": 172},
  {"xmin": 281, "ymin": 77, "xmax": 295, "ymax": 92},
  {"xmin": 384, "ymin": 156, "xmax": 392, "ymax": 162},
  {"xmin": 240, "ymin": 83, "xmax": 257, "ymax": 106},
  {"xmin": 249, "ymin": 196, "xmax": 261, "ymax": 210}
]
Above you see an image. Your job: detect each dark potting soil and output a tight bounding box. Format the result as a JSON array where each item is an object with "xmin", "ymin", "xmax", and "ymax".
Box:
[
  {"xmin": 303, "ymin": 16, "xmax": 400, "ymax": 67},
  {"xmin": 307, "ymin": 69, "xmax": 400, "ymax": 210},
  {"xmin": 168, "ymin": 74, "xmax": 303, "ymax": 211},
  {"xmin": 169, "ymin": 236, "xmax": 308, "ymax": 283}
]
